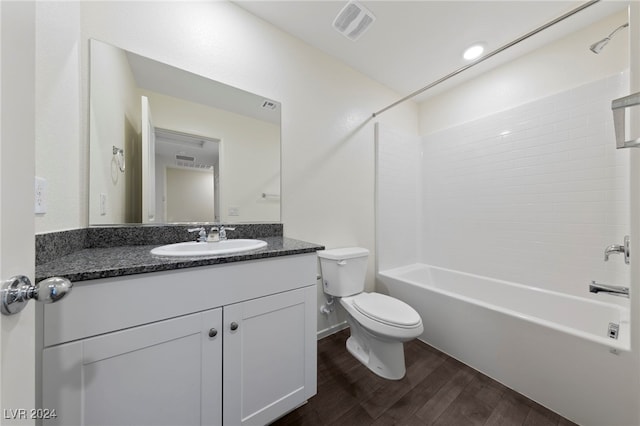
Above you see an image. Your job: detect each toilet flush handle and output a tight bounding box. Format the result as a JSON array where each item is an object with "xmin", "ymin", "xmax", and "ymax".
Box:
[{"xmin": 337, "ymin": 260, "xmax": 348, "ymax": 266}]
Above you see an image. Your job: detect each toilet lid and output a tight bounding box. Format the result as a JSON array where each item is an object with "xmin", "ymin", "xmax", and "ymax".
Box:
[{"xmin": 352, "ymin": 293, "xmax": 421, "ymax": 328}]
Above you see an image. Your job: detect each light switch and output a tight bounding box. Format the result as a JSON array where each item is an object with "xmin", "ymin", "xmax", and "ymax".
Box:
[
  {"xmin": 34, "ymin": 177, "xmax": 46, "ymax": 214},
  {"xmin": 100, "ymin": 193, "xmax": 107, "ymax": 216}
]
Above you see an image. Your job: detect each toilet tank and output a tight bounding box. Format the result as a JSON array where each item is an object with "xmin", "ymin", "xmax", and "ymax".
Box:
[{"xmin": 317, "ymin": 247, "xmax": 369, "ymax": 297}]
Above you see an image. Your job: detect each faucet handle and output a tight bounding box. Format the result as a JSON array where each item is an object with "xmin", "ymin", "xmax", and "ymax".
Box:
[
  {"xmin": 604, "ymin": 235, "xmax": 630, "ymax": 264},
  {"xmin": 218, "ymin": 225, "xmax": 235, "ymax": 241},
  {"xmin": 188, "ymin": 227, "xmax": 207, "ymax": 242}
]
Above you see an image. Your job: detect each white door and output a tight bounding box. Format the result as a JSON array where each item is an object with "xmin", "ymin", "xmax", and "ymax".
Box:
[
  {"xmin": 629, "ymin": 5, "xmax": 640, "ymax": 419},
  {"xmin": 0, "ymin": 1, "xmax": 38, "ymax": 421},
  {"xmin": 141, "ymin": 96, "xmax": 156, "ymax": 223}
]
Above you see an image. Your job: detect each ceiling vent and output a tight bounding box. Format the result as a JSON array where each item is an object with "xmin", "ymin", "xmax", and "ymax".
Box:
[
  {"xmin": 332, "ymin": 1, "xmax": 375, "ymax": 41},
  {"xmin": 261, "ymin": 100, "xmax": 277, "ymax": 110},
  {"xmin": 175, "ymin": 154, "xmax": 213, "ymax": 169},
  {"xmin": 175, "ymin": 154, "xmax": 196, "ymax": 167}
]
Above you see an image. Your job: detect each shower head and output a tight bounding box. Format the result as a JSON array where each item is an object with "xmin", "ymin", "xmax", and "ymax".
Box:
[
  {"xmin": 589, "ymin": 38, "xmax": 610, "ymax": 54},
  {"xmin": 590, "ymin": 22, "xmax": 628, "ymax": 54}
]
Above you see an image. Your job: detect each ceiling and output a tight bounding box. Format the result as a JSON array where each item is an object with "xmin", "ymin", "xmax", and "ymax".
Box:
[{"xmin": 235, "ymin": 1, "xmax": 628, "ymax": 103}]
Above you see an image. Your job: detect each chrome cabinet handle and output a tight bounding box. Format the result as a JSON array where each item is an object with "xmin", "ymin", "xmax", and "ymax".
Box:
[
  {"xmin": 230, "ymin": 322, "xmax": 239, "ymax": 331},
  {"xmin": 208, "ymin": 328, "xmax": 218, "ymax": 338},
  {"xmin": 1, "ymin": 275, "xmax": 72, "ymax": 315}
]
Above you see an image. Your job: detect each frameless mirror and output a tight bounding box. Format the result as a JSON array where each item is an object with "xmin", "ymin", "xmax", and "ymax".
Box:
[{"xmin": 89, "ymin": 39, "xmax": 281, "ymax": 225}]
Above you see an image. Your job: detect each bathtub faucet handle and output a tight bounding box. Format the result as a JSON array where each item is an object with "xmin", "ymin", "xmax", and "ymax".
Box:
[
  {"xmin": 604, "ymin": 244, "xmax": 624, "ymax": 261},
  {"xmin": 604, "ymin": 235, "xmax": 630, "ymax": 264}
]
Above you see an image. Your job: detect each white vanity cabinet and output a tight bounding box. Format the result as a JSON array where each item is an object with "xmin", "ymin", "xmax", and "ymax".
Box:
[
  {"xmin": 43, "ymin": 308, "xmax": 223, "ymax": 426},
  {"xmin": 223, "ymin": 287, "xmax": 315, "ymax": 425},
  {"xmin": 40, "ymin": 253, "xmax": 317, "ymax": 426}
]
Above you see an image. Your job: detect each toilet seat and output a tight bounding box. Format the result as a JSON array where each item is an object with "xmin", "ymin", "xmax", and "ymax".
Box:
[
  {"xmin": 340, "ymin": 292, "xmax": 423, "ymax": 341},
  {"xmin": 352, "ymin": 293, "xmax": 421, "ymax": 328}
]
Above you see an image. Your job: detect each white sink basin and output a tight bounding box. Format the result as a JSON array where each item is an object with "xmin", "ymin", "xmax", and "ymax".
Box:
[{"xmin": 151, "ymin": 239, "xmax": 268, "ymax": 257}]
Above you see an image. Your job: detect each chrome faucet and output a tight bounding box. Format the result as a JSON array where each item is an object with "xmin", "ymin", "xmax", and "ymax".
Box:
[
  {"xmin": 589, "ymin": 281, "xmax": 629, "ymax": 298},
  {"xmin": 188, "ymin": 227, "xmax": 207, "ymax": 243},
  {"xmin": 604, "ymin": 235, "xmax": 630, "ymax": 264},
  {"xmin": 219, "ymin": 225, "xmax": 236, "ymax": 241},
  {"xmin": 208, "ymin": 227, "xmax": 220, "ymax": 242}
]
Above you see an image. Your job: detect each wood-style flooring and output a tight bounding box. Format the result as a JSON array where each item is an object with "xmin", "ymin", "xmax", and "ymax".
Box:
[{"xmin": 272, "ymin": 329, "xmax": 578, "ymax": 426}]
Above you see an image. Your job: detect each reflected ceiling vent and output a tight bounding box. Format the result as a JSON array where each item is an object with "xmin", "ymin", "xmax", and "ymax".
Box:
[
  {"xmin": 175, "ymin": 154, "xmax": 196, "ymax": 167},
  {"xmin": 175, "ymin": 153, "xmax": 213, "ymax": 169},
  {"xmin": 332, "ymin": 1, "xmax": 375, "ymax": 41}
]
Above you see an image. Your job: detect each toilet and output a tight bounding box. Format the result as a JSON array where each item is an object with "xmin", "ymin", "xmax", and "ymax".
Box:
[{"xmin": 317, "ymin": 247, "xmax": 423, "ymax": 380}]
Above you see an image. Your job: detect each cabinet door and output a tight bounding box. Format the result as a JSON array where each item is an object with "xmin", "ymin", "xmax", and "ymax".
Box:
[
  {"xmin": 223, "ymin": 286, "xmax": 316, "ymax": 426},
  {"xmin": 42, "ymin": 309, "xmax": 222, "ymax": 426}
]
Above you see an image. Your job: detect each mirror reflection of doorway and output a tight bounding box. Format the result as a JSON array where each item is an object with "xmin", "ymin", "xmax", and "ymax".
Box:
[{"xmin": 154, "ymin": 128, "xmax": 220, "ymax": 222}]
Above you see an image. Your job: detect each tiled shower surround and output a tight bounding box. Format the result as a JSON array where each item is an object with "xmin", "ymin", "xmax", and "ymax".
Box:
[
  {"xmin": 378, "ymin": 72, "xmax": 630, "ymax": 299},
  {"xmin": 422, "ymin": 73, "xmax": 629, "ymax": 296}
]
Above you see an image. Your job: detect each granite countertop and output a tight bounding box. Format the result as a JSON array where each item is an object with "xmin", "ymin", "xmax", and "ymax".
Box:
[{"xmin": 36, "ymin": 236, "xmax": 324, "ymax": 283}]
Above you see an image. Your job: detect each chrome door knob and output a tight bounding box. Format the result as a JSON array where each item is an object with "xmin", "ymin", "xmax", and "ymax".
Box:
[
  {"xmin": 1, "ymin": 275, "xmax": 72, "ymax": 315},
  {"xmin": 230, "ymin": 322, "xmax": 239, "ymax": 331}
]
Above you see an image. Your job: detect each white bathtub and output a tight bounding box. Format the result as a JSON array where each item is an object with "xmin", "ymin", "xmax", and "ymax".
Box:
[{"xmin": 378, "ymin": 264, "xmax": 636, "ymax": 426}]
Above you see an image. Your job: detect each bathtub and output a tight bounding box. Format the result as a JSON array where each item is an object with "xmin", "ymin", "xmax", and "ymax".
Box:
[{"xmin": 378, "ymin": 264, "xmax": 636, "ymax": 426}]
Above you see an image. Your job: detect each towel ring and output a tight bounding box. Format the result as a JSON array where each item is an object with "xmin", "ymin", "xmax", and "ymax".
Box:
[{"xmin": 113, "ymin": 146, "xmax": 125, "ymax": 173}]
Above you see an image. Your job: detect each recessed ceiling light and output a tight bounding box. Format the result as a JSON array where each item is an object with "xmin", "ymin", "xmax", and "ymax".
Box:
[{"xmin": 463, "ymin": 43, "xmax": 485, "ymax": 61}]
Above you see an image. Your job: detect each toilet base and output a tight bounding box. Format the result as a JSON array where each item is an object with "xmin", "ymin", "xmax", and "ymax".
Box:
[{"xmin": 345, "ymin": 320, "xmax": 407, "ymax": 380}]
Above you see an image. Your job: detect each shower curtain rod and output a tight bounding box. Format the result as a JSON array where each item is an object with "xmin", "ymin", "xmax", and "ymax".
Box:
[{"xmin": 372, "ymin": 0, "xmax": 601, "ymax": 118}]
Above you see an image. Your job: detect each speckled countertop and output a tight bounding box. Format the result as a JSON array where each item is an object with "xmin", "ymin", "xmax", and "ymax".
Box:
[
  {"xmin": 36, "ymin": 236, "xmax": 324, "ymax": 283},
  {"xmin": 35, "ymin": 225, "xmax": 324, "ymax": 283}
]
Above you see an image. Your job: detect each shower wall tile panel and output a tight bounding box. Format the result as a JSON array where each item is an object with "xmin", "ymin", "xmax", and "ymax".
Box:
[
  {"xmin": 376, "ymin": 124, "xmax": 421, "ymax": 272},
  {"xmin": 420, "ymin": 72, "xmax": 629, "ymax": 297}
]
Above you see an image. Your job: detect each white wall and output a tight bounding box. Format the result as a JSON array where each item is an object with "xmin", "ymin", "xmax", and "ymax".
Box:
[
  {"xmin": 89, "ymin": 39, "xmax": 141, "ymax": 225},
  {"xmin": 34, "ymin": 1, "xmax": 418, "ymax": 335},
  {"xmin": 35, "ymin": 1, "xmax": 82, "ymax": 232},
  {"xmin": 165, "ymin": 167, "xmax": 215, "ymax": 223}
]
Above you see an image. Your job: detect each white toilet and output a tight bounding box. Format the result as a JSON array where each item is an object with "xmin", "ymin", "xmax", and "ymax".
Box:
[{"xmin": 317, "ymin": 247, "xmax": 423, "ymax": 380}]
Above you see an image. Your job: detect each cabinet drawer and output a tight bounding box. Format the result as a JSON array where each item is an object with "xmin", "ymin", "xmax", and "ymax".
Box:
[{"xmin": 43, "ymin": 253, "xmax": 317, "ymax": 347}]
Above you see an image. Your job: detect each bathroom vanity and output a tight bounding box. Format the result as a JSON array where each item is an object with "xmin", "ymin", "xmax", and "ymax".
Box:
[{"xmin": 36, "ymin": 227, "xmax": 322, "ymax": 426}]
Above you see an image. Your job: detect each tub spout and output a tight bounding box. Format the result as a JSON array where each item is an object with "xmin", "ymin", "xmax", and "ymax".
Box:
[{"xmin": 589, "ymin": 281, "xmax": 629, "ymax": 298}]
